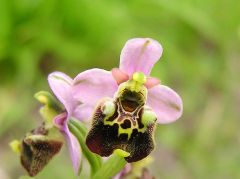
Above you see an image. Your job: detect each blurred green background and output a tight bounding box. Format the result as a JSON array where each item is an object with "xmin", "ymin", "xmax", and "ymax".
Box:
[{"xmin": 0, "ymin": 0, "xmax": 240, "ymax": 178}]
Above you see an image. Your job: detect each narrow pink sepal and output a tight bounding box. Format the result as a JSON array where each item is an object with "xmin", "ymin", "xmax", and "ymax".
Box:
[{"xmin": 53, "ymin": 113, "xmax": 82, "ymax": 175}]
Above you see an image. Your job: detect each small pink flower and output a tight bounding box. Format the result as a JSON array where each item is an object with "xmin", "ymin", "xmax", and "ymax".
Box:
[
  {"xmin": 48, "ymin": 37, "xmax": 183, "ymax": 172},
  {"xmin": 76, "ymin": 38, "xmax": 183, "ymax": 162},
  {"xmin": 48, "ymin": 69, "xmax": 117, "ymax": 174},
  {"xmin": 73, "ymin": 38, "xmax": 183, "ymax": 124}
]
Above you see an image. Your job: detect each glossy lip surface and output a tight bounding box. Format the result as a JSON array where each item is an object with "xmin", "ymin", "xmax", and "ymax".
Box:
[{"xmin": 119, "ymin": 89, "xmax": 145, "ymax": 112}]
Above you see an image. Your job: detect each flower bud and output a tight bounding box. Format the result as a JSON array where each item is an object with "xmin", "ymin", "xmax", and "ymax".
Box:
[{"xmin": 34, "ymin": 91, "xmax": 63, "ymax": 126}]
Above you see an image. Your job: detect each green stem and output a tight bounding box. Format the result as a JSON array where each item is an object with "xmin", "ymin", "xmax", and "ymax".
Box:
[
  {"xmin": 68, "ymin": 120, "xmax": 101, "ymax": 176},
  {"xmin": 69, "ymin": 119, "xmax": 102, "ymax": 167},
  {"xmin": 93, "ymin": 154, "xmax": 127, "ymax": 179},
  {"xmin": 69, "ymin": 119, "xmax": 87, "ymax": 138}
]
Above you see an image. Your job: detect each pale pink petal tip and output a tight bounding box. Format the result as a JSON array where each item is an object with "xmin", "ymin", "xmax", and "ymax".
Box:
[
  {"xmin": 48, "ymin": 72, "xmax": 74, "ymax": 115},
  {"xmin": 147, "ymin": 85, "xmax": 183, "ymax": 124},
  {"xmin": 119, "ymin": 38, "xmax": 163, "ymax": 76}
]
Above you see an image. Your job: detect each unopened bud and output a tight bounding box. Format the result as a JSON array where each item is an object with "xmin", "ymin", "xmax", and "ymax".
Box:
[{"xmin": 9, "ymin": 140, "xmax": 21, "ymax": 154}]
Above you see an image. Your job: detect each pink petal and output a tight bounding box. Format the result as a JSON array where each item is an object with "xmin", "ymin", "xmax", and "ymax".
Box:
[
  {"xmin": 145, "ymin": 77, "xmax": 161, "ymax": 89},
  {"xmin": 111, "ymin": 68, "xmax": 129, "ymax": 85},
  {"xmin": 73, "ymin": 104, "xmax": 94, "ymax": 122},
  {"xmin": 147, "ymin": 85, "xmax": 183, "ymax": 124},
  {"xmin": 119, "ymin": 38, "xmax": 163, "ymax": 76},
  {"xmin": 53, "ymin": 113, "xmax": 81, "ymax": 175},
  {"xmin": 113, "ymin": 163, "xmax": 131, "ymax": 179},
  {"xmin": 64, "ymin": 125, "xmax": 82, "ymax": 175},
  {"xmin": 48, "ymin": 72, "xmax": 74, "ymax": 115},
  {"xmin": 54, "ymin": 112, "xmax": 68, "ymax": 131},
  {"xmin": 73, "ymin": 68, "xmax": 118, "ymax": 106}
]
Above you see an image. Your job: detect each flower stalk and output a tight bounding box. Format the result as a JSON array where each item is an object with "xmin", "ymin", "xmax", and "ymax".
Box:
[
  {"xmin": 67, "ymin": 119, "xmax": 102, "ymax": 176},
  {"xmin": 92, "ymin": 154, "xmax": 127, "ymax": 179}
]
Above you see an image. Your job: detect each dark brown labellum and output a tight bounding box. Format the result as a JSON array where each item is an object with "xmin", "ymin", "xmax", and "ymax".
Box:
[
  {"xmin": 20, "ymin": 136, "xmax": 63, "ymax": 176},
  {"xmin": 86, "ymin": 88, "xmax": 157, "ymax": 162}
]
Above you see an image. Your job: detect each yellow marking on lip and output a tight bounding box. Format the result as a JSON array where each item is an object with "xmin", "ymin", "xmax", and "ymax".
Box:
[
  {"xmin": 118, "ymin": 126, "xmax": 133, "ymax": 140},
  {"xmin": 103, "ymin": 98, "xmax": 149, "ymax": 140}
]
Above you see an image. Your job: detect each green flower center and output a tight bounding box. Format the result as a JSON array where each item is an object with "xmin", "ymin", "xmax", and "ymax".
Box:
[{"xmin": 132, "ymin": 72, "xmax": 146, "ymax": 84}]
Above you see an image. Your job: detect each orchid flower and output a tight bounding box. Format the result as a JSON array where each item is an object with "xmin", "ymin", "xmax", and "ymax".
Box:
[
  {"xmin": 49, "ymin": 37, "xmax": 182, "ymax": 173},
  {"xmin": 47, "ymin": 69, "xmax": 117, "ymax": 174},
  {"xmin": 12, "ymin": 37, "xmax": 182, "ymax": 178},
  {"xmin": 73, "ymin": 38, "xmax": 183, "ymax": 162}
]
